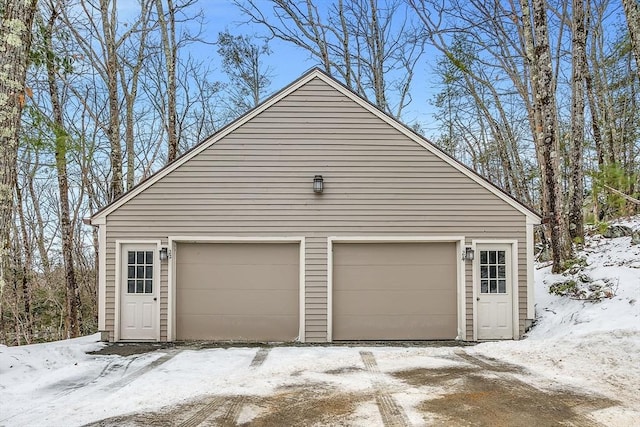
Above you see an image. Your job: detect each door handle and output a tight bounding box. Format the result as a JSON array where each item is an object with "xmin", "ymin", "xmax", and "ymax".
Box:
[
  {"xmin": 153, "ymin": 297, "xmax": 157, "ymax": 301},
  {"xmin": 476, "ymin": 297, "xmax": 480, "ymax": 301}
]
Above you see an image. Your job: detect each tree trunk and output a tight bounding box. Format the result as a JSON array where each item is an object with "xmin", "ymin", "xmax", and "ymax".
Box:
[
  {"xmin": 0, "ymin": 0, "xmax": 38, "ymax": 313},
  {"xmin": 99, "ymin": 0, "xmax": 124, "ymax": 201},
  {"xmin": 155, "ymin": 0, "xmax": 178, "ymax": 162},
  {"xmin": 520, "ymin": 0, "xmax": 571, "ymax": 272},
  {"xmin": 45, "ymin": 5, "xmax": 81, "ymax": 338},
  {"xmin": 569, "ymin": 0, "xmax": 587, "ymax": 242},
  {"xmin": 15, "ymin": 184, "xmax": 33, "ymax": 342},
  {"xmin": 622, "ymin": 0, "xmax": 640, "ymax": 80}
]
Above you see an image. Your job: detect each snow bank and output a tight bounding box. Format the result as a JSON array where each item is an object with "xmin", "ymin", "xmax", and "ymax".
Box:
[{"xmin": 472, "ymin": 216, "xmax": 640, "ymax": 413}]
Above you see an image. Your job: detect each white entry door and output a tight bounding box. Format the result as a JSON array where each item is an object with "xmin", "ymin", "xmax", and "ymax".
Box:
[
  {"xmin": 476, "ymin": 245, "xmax": 513, "ymax": 339},
  {"xmin": 120, "ymin": 244, "xmax": 158, "ymax": 340}
]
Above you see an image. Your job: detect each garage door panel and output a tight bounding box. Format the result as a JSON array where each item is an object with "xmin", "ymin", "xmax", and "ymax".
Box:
[
  {"xmin": 334, "ymin": 290, "xmax": 456, "ymax": 315},
  {"xmin": 178, "ymin": 243, "xmax": 296, "ymax": 264},
  {"xmin": 333, "ymin": 315, "xmax": 457, "ymax": 340},
  {"xmin": 177, "ymin": 289, "xmax": 298, "ymax": 315},
  {"xmin": 334, "ymin": 265, "xmax": 456, "ymax": 291},
  {"xmin": 334, "ymin": 243, "xmax": 457, "ymax": 265},
  {"xmin": 333, "ymin": 242, "xmax": 457, "ymax": 340},
  {"xmin": 178, "ymin": 265, "xmax": 298, "ymax": 290},
  {"xmin": 176, "ymin": 242, "xmax": 299, "ymax": 341},
  {"xmin": 177, "ymin": 314, "xmax": 298, "ymax": 341}
]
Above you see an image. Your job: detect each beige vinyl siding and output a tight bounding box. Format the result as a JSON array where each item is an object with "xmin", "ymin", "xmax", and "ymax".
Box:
[{"xmin": 103, "ymin": 76, "xmax": 528, "ymax": 341}]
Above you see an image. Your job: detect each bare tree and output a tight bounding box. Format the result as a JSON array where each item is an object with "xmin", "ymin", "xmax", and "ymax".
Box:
[
  {"xmin": 119, "ymin": 0, "xmax": 154, "ymax": 190},
  {"xmin": 217, "ymin": 31, "xmax": 272, "ymax": 117},
  {"xmin": 520, "ymin": 0, "xmax": 571, "ymax": 270},
  {"xmin": 42, "ymin": 1, "xmax": 81, "ymax": 337},
  {"xmin": 622, "ymin": 0, "xmax": 640, "ymax": 80},
  {"xmin": 0, "ymin": 0, "xmax": 39, "ymax": 324},
  {"xmin": 569, "ymin": 0, "xmax": 587, "ymax": 242},
  {"xmin": 234, "ymin": 0, "xmax": 425, "ymax": 118},
  {"xmin": 154, "ymin": 0, "xmax": 179, "ymax": 162}
]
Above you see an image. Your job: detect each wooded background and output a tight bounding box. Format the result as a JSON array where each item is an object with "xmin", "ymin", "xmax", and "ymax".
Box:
[{"xmin": 0, "ymin": 0, "xmax": 638, "ymax": 345}]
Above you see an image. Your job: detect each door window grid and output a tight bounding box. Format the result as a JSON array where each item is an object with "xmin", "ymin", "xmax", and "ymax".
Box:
[
  {"xmin": 127, "ymin": 251, "xmax": 153, "ymax": 294},
  {"xmin": 480, "ymin": 250, "xmax": 507, "ymax": 294}
]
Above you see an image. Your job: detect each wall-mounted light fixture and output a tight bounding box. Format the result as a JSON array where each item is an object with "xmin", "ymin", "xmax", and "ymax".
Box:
[
  {"xmin": 313, "ymin": 175, "xmax": 324, "ymax": 193},
  {"xmin": 159, "ymin": 247, "xmax": 169, "ymax": 261},
  {"xmin": 464, "ymin": 247, "xmax": 475, "ymax": 261}
]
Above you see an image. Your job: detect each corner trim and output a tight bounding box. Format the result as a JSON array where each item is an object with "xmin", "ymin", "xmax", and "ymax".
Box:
[{"xmin": 97, "ymin": 224, "xmax": 107, "ymax": 332}]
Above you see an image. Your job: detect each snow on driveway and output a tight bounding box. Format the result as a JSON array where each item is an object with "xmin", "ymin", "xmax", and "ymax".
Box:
[{"xmin": 1, "ymin": 336, "xmax": 639, "ymax": 426}]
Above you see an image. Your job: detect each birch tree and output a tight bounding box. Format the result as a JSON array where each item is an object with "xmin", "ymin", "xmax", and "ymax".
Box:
[{"xmin": 0, "ymin": 0, "xmax": 39, "ymax": 317}]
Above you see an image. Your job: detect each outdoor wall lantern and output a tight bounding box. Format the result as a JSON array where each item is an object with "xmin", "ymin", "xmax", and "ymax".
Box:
[
  {"xmin": 313, "ymin": 175, "xmax": 324, "ymax": 193},
  {"xmin": 159, "ymin": 247, "xmax": 169, "ymax": 261},
  {"xmin": 464, "ymin": 247, "xmax": 475, "ymax": 261}
]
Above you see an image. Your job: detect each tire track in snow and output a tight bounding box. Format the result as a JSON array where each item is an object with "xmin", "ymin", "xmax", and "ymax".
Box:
[
  {"xmin": 360, "ymin": 351, "xmax": 410, "ymax": 427},
  {"xmin": 178, "ymin": 347, "xmax": 270, "ymax": 427},
  {"xmin": 102, "ymin": 350, "xmax": 180, "ymax": 391}
]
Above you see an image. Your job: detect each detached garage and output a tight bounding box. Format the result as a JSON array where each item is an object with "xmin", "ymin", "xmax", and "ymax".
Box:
[{"xmin": 90, "ymin": 68, "xmax": 540, "ymax": 343}]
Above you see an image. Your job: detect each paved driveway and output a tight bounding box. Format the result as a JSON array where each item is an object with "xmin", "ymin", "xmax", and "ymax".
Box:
[{"xmin": 78, "ymin": 344, "xmax": 617, "ymax": 426}]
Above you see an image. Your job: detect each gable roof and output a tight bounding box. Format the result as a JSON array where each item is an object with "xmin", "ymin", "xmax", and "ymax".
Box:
[{"xmin": 91, "ymin": 68, "xmax": 541, "ymax": 224}]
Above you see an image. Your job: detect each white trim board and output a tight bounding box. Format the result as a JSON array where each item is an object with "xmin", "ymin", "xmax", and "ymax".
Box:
[
  {"xmin": 167, "ymin": 236, "xmax": 306, "ymax": 343},
  {"xmin": 326, "ymin": 236, "xmax": 466, "ymax": 342},
  {"xmin": 97, "ymin": 224, "xmax": 107, "ymax": 332}
]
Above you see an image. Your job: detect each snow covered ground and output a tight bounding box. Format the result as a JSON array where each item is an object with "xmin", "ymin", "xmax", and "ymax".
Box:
[{"xmin": 0, "ymin": 218, "xmax": 639, "ymax": 426}]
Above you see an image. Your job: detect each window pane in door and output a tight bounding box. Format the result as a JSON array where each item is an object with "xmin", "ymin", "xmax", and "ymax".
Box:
[
  {"xmin": 480, "ymin": 251, "xmax": 487, "ymax": 264},
  {"xmin": 489, "ymin": 266, "xmax": 497, "ymax": 278},
  {"xmin": 481, "ymin": 280, "xmax": 488, "ymax": 293},
  {"xmin": 145, "ymin": 280, "xmax": 153, "ymax": 293},
  {"xmin": 498, "ymin": 251, "xmax": 505, "ymax": 264},
  {"xmin": 481, "ymin": 266, "xmax": 488, "ymax": 279},
  {"xmin": 489, "ymin": 251, "xmax": 497, "ymax": 264},
  {"xmin": 128, "ymin": 280, "xmax": 135, "ymax": 293},
  {"xmin": 498, "ymin": 280, "xmax": 506, "ymax": 293},
  {"xmin": 146, "ymin": 251, "xmax": 153, "ymax": 264}
]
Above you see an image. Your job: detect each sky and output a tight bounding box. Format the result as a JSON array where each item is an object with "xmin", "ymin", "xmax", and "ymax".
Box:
[{"xmin": 168, "ymin": 0, "xmax": 440, "ymax": 135}]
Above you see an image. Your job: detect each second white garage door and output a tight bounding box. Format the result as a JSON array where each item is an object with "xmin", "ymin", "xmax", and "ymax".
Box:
[
  {"xmin": 175, "ymin": 242, "xmax": 299, "ymax": 341},
  {"xmin": 332, "ymin": 242, "xmax": 458, "ymax": 340}
]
